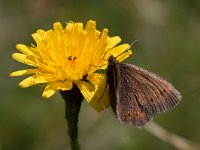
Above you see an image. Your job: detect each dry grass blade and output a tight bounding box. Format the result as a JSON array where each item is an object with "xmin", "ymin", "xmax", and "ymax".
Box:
[{"xmin": 145, "ymin": 122, "xmax": 200, "ymax": 150}]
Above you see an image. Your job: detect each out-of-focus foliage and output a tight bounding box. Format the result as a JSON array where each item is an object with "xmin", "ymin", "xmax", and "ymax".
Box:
[{"xmin": 1, "ymin": 0, "xmax": 200, "ymax": 149}]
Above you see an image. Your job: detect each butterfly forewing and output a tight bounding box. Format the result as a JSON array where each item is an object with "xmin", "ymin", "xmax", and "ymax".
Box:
[{"xmin": 107, "ymin": 56, "xmax": 181, "ymax": 127}]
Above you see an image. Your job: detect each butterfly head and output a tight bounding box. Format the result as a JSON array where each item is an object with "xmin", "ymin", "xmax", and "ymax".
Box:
[{"xmin": 108, "ymin": 55, "xmax": 118, "ymax": 66}]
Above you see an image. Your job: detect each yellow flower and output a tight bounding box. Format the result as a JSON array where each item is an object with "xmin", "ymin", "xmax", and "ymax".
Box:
[{"xmin": 10, "ymin": 20, "xmax": 132, "ymax": 111}]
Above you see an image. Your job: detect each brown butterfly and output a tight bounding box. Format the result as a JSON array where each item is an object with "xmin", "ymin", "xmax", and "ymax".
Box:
[{"xmin": 107, "ymin": 55, "xmax": 181, "ymax": 127}]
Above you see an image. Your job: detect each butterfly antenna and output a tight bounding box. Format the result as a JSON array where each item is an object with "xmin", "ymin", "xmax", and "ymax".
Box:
[
  {"xmin": 115, "ymin": 40, "xmax": 138, "ymax": 58},
  {"xmin": 129, "ymin": 40, "xmax": 138, "ymax": 47}
]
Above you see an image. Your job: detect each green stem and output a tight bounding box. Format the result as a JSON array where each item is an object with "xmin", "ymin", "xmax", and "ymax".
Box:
[{"xmin": 60, "ymin": 86, "xmax": 83, "ymax": 150}]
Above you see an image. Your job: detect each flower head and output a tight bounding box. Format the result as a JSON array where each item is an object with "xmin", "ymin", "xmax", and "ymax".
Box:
[{"xmin": 10, "ymin": 20, "xmax": 132, "ymax": 111}]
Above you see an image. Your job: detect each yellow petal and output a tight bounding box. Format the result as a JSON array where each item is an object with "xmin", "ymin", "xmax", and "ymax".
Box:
[
  {"xmin": 110, "ymin": 44, "xmax": 130, "ymax": 57},
  {"xmin": 12, "ymin": 53, "xmax": 37, "ymax": 66},
  {"xmin": 32, "ymin": 33, "xmax": 42, "ymax": 44},
  {"xmin": 36, "ymin": 29, "xmax": 46, "ymax": 35},
  {"xmin": 10, "ymin": 69, "xmax": 36, "ymax": 77},
  {"xmin": 19, "ymin": 75, "xmax": 48, "ymax": 88},
  {"xmin": 53, "ymin": 22, "xmax": 64, "ymax": 32},
  {"xmin": 98, "ymin": 49, "xmax": 132, "ymax": 70},
  {"xmin": 86, "ymin": 20, "xmax": 96, "ymax": 31},
  {"xmin": 116, "ymin": 49, "xmax": 133, "ymax": 62},
  {"xmin": 77, "ymin": 80, "xmax": 95, "ymax": 92},
  {"xmin": 42, "ymin": 81, "xmax": 73, "ymax": 98},
  {"xmin": 107, "ymin": 36, "xmax": 121, "ymax": 49},
  {"xmin": 16, "ymin": 44, "xmax": 33, "ymax": 55},
  {"xmin": 42, "ymin": 84, "xmax": 57, "ymax": 98},
  {"xmin": 97, "ymin": 28, "xmax": 108, "ymax": 48},
  {"xmin": 77, "ymin": 73, "xmax": 110, "ymax": 112},
  {"xmin": 57, "ymin": 80, "xmax": 73, "ymax": 91}
]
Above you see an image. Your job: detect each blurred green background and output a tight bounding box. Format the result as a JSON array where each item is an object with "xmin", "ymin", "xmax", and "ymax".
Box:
[{"xmin": 1, "ymin": 0, "xmax": 200, "ymax": 149}]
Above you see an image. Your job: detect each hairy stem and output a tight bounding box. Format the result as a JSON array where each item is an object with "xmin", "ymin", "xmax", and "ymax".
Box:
[{"xmin": 60, "ymin": 86, "xmax": 83, "ymax": 150}]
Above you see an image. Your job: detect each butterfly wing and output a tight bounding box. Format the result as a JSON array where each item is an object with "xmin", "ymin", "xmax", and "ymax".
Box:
[
  {"xmin": 116, "ymin": 63, "xmax": 181, "ymax": 127},
  {"xmin": 107, "ymin": 57, "xmax": 155, "ymax": 127},
  {"xmin": 107, "ymin": 57, "xmax": 120, "ymax": 114}
]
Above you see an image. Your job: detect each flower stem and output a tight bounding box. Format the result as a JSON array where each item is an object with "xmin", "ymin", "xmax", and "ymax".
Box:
[{"xmin": 60, "ymin": 86, "xmax": 83, "ymax": 150}]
